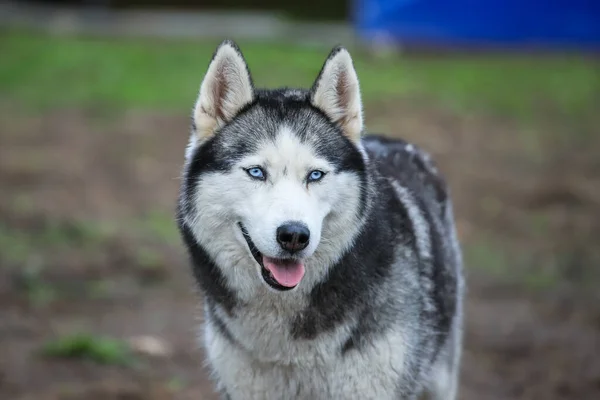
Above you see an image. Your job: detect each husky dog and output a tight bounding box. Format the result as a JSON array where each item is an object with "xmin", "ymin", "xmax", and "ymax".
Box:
[{"xmin": 177, "ymin": 40, "xmax": 464, "ymax": 400}]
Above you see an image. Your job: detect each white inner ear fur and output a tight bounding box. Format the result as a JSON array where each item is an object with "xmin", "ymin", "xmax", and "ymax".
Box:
[
  {"xmin": 311, "ymin": 49, "xmax": 364, "ymax": 143},
  {"xmin": 193, "ymin": 42, "xmax": 254, "ymax": 139}
]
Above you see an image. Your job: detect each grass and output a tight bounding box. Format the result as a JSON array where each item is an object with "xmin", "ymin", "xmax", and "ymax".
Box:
[
  {"xmin": 464, "ymin": 238, "xmax": 560, "ymax": 291},
  {"xmin": 0, "ymin": 224, "xmax": 36, "ymax": 265},
  {"xmin": 166, "ymin": 377, "xmax": 187, "ymax": 393},
  {"xmin": 1, "ymin": 30, "xmax": 598, "ymax": 123},
  {"xmin": 137, "ymin": 211, "xmax": 180, "ymax": 245},
  {"xmin": 462, "ymin": 228, "xmax": 600, "ymax": 292},
  {"xmin": 0, "ymin": 219, "xmax": 114, "ymax": 267},
  {"xmin": 14, "ymin": 260, "xmax": 58, "ymax": 307},
  {"xmin": 41, "ymin": 333, "xmax": 134, "ymax": 366},
  {"xmin": 0, "ymin": 214, "xmax": 174, "ymax": 306}
]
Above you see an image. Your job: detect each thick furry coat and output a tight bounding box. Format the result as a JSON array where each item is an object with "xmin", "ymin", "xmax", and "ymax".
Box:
[{"xmin": 177, "ymin": 40, "xmax": 465, "ymax": 400}]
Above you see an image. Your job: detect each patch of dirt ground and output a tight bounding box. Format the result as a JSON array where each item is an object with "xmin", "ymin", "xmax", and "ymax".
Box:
[{"xmin": 0, "ymin": 103, "xmax": 599, "ymax": 399}]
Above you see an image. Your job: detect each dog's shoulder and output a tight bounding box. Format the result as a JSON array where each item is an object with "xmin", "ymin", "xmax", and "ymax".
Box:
[
  {"xmin": 362, "ymin": 134, "xmax": 448, "ymax": 214},
  {"xmin": 362, "ymin": 134, "xmax": 461, "ymax": 355}
]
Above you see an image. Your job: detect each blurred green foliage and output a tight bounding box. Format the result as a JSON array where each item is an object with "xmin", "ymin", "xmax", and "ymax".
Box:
[
  {"xmin": 1, "ymin": 30, "xmax": 597, "ymax": 123},
  {"xmin": 41, "ymin": 333, "xmax": 134, "ymax": 366}
]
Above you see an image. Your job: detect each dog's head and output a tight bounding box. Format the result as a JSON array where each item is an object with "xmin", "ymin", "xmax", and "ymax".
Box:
[{"xmin": 180, "ymin": 40, "xmax": 369, "ymax": 295}]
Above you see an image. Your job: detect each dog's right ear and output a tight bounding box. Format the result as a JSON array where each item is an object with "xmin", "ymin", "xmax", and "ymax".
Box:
[
  {"xmin": 193, "ymin": 40, "xmax": 254, "ymax": 139},
  {"xmin": 310, "ymin": 46, "xmax": 363, "ymax": 145}
]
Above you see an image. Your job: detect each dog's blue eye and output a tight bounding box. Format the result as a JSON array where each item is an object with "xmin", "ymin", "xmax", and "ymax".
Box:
[
  {"xmin": 246, "ymin": 167, "xmax": 266, "ymax": 180},
  {"xmin": 308, "ymin": 170, "xmax": 324, "ymax": 182}
]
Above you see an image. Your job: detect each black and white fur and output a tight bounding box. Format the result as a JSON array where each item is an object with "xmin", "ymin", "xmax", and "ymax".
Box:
[{"xmin": 177, "ymin": 40, "xmax": 465, "ymax": 400}]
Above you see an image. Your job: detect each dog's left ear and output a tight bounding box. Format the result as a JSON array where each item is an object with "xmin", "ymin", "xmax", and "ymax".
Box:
[
  {"xmin": 310, "ymin": 46, "xmax": 363, "ymax": 144},
  {"xmin": 193, "ymin": 40, "xmax": 254, "ymax": 140}
]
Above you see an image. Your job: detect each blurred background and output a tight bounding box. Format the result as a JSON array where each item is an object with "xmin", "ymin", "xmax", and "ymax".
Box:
[{"xmin": 1, "ymin": 1, "xmax": 599, "ymax": 399}]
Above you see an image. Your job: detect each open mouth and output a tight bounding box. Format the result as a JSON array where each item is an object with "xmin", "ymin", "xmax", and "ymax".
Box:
[{"xmin": 238, "ymin": 222, "xmax": 305, "ymax": 291}]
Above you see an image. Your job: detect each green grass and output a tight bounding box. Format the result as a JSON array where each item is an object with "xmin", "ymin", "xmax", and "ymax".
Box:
[
  {"xmin": 137, "ymin": 211, "xmax": 180, "ymax": 245},
  {"xmin": 0, "ymin": 225, "xmax": 36, "ymax": 265},
  {"xmin": 463, "ymin": 232, "xmax": 589, "ymax": 292},
  {"xmin": 464, "ymin": 239, "xmax": 558, "ymax": 291},
  {"xmin": 0, "ymin": 219, "xmax": 113, "ymax": 267},
  {"xmin": 41, "ymin": 333, "xmax": 134, "ymax": 366},
  {"xmin": 1, "ymin": 30, "xmax": 598, "ymax": 122},
  {"xmin": 14, "ymin": 260, "xmax": 57, "ymax": 307}
]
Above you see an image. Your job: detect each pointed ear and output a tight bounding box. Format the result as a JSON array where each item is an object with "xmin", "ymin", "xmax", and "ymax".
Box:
[
  {"xmin": 193, "ymin": 40, "xmax": 254, "ymax": 139},
  {"xmin": 310, "ymin": 46, "xmax": 363, "ymax": 143}
]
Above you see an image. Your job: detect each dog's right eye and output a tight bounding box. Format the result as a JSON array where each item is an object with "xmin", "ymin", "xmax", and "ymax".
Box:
[{"xmin": 245, "ymin": 167, "xmax": 266, "ymax": 181}]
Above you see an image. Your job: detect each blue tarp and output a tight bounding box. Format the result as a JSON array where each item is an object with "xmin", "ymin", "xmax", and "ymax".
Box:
[{"xmin": 354, "ymin": 0, "xmax": 600, "ymax": 49}]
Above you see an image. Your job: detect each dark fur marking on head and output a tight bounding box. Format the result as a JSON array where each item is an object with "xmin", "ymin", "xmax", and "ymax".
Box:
[
  {"xmin": 192, "ymin": 85, "xmax": 367, "ymax": 182},
  {"xmin": 212, "ymin": 87, "xmax": 367, "ymax": 182},
  {"xmin": 182, "ymin": 137, "xmax": 231, "ymax": 218}
]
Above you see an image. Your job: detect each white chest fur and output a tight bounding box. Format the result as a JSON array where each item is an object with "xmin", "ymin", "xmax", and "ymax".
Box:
[{"xmin": 203, "ymin": 304, "xmax": 409, "ymax": 400}]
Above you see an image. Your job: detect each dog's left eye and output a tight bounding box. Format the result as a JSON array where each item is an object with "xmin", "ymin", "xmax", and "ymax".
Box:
[
  {"xmin": 307, "ymin": 170, "xmax": 325, "ymax": 182},
  {"xmin": 246, "ymin": 167, "xmax": 266, "ymax": 181}
]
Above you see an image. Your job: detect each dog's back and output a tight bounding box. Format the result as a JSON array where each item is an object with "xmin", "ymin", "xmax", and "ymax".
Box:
[{"xmin": 363, "ymin": 134, "xmax": 464, "ymax": 399}]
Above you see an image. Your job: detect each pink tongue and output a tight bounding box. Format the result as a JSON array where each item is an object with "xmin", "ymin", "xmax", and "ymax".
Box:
[{"xmin": 262, "ymin": 257, "xmax": 305, "ymax": 287}]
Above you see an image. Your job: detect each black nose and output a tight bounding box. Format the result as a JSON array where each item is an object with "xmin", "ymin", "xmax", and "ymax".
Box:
[{"xmin": 276, "ymin": 221, "xmax": 310, "ymax": 253}]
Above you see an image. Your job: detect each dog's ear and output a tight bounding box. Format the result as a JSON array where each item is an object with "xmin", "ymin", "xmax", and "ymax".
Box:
[
  {"xmin": 193, "ymin": 40, "xmax": 254, "ymax": 139},
  {"xmin": 310, "ymin": 46, "xmax": 363, "ymax": 144}
]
